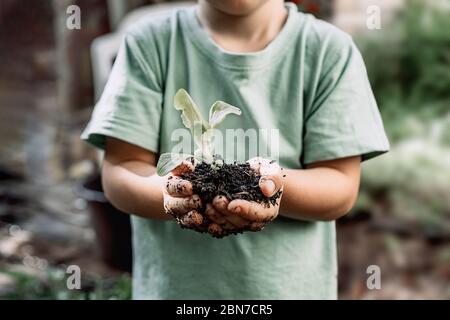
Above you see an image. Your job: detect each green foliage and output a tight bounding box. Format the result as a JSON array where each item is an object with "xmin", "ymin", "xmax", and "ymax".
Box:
[
  {"xmin": 356, "ymin": 0, "xmax": 450, "ymax": 143},
  {"xmin": 1, "ymin": 268, "xmax": 131, "ymax": 300},
  {"xmin": 174, "ymin": 89, "xmax": 209, "ymax": 134},
  {"xmin": 354, "ymin": 1, "xmax": 450, "ymax": 233},
  {"xmin": 209, "ymin": 101, "xmax": 242, "ymax": 129},
  {"xmin": 357, "ymin": 133, "xmax": 450, "ymax": 233}
]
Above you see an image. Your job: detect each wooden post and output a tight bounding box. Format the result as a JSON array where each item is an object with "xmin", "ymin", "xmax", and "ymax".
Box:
[{"xmin": 52, "ymin": 0, "xmax": 110, "ymax": 111}]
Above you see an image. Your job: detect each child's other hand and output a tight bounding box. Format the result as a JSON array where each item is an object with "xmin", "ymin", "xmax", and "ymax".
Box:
[
  {"xmin": 210, "ymin": 157, "xmax": 284, "ymax": 234},
  {"xmin": 247, "ymin": 157, "xmax": 283, "ymax": 198},
  {"xmin": 163, "ymin": 160, "xmax": 204, "ymax": 230}
]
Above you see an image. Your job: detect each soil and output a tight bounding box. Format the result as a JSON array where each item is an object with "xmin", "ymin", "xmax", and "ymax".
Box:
[{"xmin": 181, "ymin": 161, "xmax": 282, "ymax": 207}]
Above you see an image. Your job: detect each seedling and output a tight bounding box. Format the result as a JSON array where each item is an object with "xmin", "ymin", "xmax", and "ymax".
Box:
[{"xmin": 156, "ymin": 89, "xmax": 241, "ymax": 176}]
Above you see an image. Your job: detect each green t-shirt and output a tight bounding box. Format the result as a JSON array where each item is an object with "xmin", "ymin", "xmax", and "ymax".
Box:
[{"xmin": 82, "ymin": 3, "xmax": 389, "ymax": 299}]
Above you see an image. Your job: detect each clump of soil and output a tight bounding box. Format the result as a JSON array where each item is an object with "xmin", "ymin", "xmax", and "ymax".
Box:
[{"xmin": 181, "ymin": 161, "xmax": 282, "ymax": 207}]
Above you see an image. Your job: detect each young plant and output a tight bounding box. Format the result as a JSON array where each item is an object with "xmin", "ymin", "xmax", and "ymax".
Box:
[{"xmin": 156, "ymin": 89, "xmax": 241, "ymax": 176}]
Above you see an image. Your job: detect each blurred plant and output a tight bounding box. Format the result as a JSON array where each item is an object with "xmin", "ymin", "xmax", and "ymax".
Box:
[
  {"xmin": 352, "ymin": 0, "xmax": 450, "ymax": 235},
  {"xmin": 1, "ymin": 268, "xmax": 131, "ymax": 300},
  {"xmin": 356, "ymin": 0, "xmax": 450, "ymax": 142},
  {"xmin": 356, "ymin": 117, "xmax": 450, "ymax": 235}
]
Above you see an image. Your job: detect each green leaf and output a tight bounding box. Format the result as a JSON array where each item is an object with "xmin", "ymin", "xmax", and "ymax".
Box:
[
  {"xmin": 192, "ymin": 120, "xmax": 204, "ymax": 152},
  {"xmin": 198, "ymin": 128, "xmax": 215, "ymax": 163},
  {"xmin": 209, "ymin": 101, "xmax": 241, "ymax": 128},
  {"xmin": 174, "ymin": 89, "xmax": 209, "ymax": 131},
  {"xmin": 156, "ymin": 153, "xmax": 193, "ymax": 176}
]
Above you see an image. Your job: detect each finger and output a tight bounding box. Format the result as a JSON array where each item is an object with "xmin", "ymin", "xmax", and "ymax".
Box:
[
  {"xmin": 206, "ymin": 201, "xmax": 238, "ymax": 230},
  {"xmin": 259, "ymin": 161, "xmax": 283, "ymax": 197},
  {"xmin": 171, "ymin": 159, "xmax": 198, "ymax": 176},
  {"xmin": 212, "ymin": 195, "xmax": 249, "ymax": 229},
  {"xmin": 178, "ymin": 210, "xmax": 204, "ymax": 228},
  {"xmin": 227, "ymin": 199, "xmax": 278, "ymax": 222},
  {"xmin": 247, "ymin": 157, "xmax": 271, "ymax": 174},
  {"xmin": 259, "ymin": 160, "xmax": 281, "ymax": 176},
  {"xmin": 204, "ymin": 204, "xmax": 235, "ymax": 231},
  {"xmin": 247, "ymin": 158, "xmax": 283, "ymax": 197},
  {"xmin": 205, "ymin": 204, "xmax": 227, "ymax": 224},
  {"xmin": 164, "ymin": 193, "xmax": 202, "ymax": 217},
  {"xmin": 259, "ymin": 175, "xmax": 283, "ymax": 197},
  {"xmin": 207, "ymin": 223, "xmax": 225, "ymax": 238},
  {"xmin": 165, "ymin": 175, "xmax": 193, "ymax": 197},
  {"xmin": 249, "ymin": 222, "xmax": 266, "ymax": 232}
]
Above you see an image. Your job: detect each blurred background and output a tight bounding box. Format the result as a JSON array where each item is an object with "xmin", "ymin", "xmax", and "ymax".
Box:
[{"xmin": 0, "ymin": 0, "xmax": 449, "ymax": 299}]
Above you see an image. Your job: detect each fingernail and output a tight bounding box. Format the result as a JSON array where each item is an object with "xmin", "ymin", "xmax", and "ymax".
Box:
[{"xmin": 234, "ymin": 206, "xmax": 241, "ymax": 213}]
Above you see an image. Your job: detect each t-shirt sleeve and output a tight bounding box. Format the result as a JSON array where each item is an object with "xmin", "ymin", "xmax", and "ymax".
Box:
[
  {"xmin": 81, "ymin": 31, "xmax": 163, "ymax": 152},
  {"xmin": 302, "ymin": 34, "xmax": 389, "ymax": 165}
]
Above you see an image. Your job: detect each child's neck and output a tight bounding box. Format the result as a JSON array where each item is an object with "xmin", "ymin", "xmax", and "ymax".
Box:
[{"xmin": 197, "ymin": 0, "xmax": 288, "ymax": 53}]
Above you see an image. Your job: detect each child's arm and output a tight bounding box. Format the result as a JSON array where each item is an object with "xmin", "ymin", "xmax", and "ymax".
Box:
[
  {"xmin": 102, "ymin": 137, "xmax": 201, "ymax": 220},
  {"xmin": 280, "ymin": 156, "xmax": 361, "ymax": 221},
  {"xmin": 213, "ymin": 156, "xmax": 360, "ymax": 223},
  {"xmin": 102, "ymin": 137, "xmax": 168, "ymax": 219},
  {"xmin": 103, "ymin": 136, "xmax": 360, "ymax": 224}
]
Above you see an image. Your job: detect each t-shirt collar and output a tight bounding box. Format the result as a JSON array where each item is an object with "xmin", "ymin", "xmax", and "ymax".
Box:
[{"xmin": 182, "ymin": 2, "xmax": 299, "ymax": 70}]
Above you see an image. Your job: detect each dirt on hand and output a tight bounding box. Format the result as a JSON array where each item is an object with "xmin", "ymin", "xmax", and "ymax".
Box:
[
  {"xmin": 182, "ymin": 161, "xmax": 282, "ymax": 207},
  {"xmin": 178, "ymin": 160, "xmax": 282, "ymax": 238}
]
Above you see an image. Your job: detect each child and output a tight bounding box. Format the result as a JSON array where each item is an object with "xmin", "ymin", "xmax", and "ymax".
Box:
[{"xmin": 82, "ymin": 0, "xmax": 389, "ymax": 299}]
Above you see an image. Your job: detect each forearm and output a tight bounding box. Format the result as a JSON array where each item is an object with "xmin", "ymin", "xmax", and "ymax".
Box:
[
  {"xmin": 280, "ymin": 166, "xmax": 360, "ymax": 221},
  {"xmin": 102, "ymin": 159, "xmax": 170, "ymax": 220}
]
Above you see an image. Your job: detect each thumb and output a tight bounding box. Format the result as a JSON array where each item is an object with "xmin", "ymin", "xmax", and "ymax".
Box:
[{"xmin": 259, "ymin": 174, "xmax": 283, "ymax": 197}]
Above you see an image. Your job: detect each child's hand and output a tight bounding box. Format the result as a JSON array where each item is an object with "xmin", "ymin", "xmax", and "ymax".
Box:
[
  {"xmin": 209, "ymin": 157, "xmax": 284, "ymax": 234},
  {"xmin": 163, "ymin": 160, "xmax": 205, "ymax": 230},
  {"xmin": 164, "ymin": 157, "xmax": 283, "ymax": 237}
]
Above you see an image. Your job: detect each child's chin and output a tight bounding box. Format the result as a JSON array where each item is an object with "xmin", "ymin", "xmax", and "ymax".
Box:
[{"xmin": 206, "ymin": 0, "xmax": 267, "ymax": 16}]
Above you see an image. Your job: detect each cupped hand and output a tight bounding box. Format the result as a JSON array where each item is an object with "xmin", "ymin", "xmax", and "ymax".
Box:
[
  {"xmin": 210, "ymin": 157, "xmax": 284, "ymax": 234},
  {"xmin": 164, "ymin": 157, "xmax": 284, "ymax": 237},
  {"xmin": 163, "ymin": 159, "xmax": 205, "ymax": 231}
]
